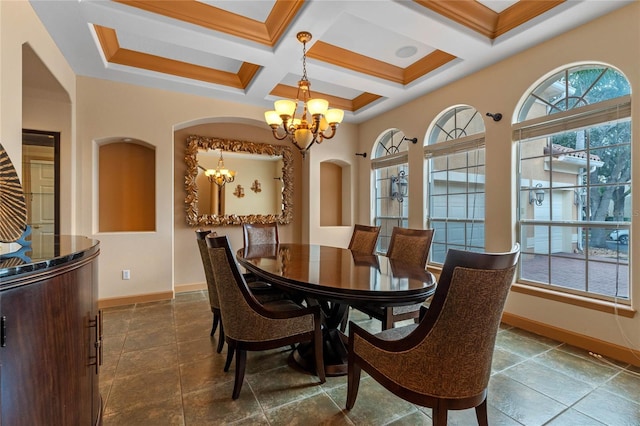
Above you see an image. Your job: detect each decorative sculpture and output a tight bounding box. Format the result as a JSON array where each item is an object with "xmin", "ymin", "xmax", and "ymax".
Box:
[{"xmin": 0, "ymin": 143, "xmax": 27, "ymax": 243}]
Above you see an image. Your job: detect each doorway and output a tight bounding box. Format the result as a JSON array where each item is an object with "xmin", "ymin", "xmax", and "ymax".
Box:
[{"xmin": 22, "ymin": 130, "xmax": 60, "ymax": 256}]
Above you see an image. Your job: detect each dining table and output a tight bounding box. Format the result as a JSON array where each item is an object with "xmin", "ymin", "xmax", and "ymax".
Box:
[{"xmin": 236, "ymin": 243, "xmax": 437, "ymax": 376}]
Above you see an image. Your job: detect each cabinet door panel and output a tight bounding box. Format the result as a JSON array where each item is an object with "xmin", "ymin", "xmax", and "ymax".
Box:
[{"xmin": 0, "ymin": 263, "xmax": 94, "ymax": 425}]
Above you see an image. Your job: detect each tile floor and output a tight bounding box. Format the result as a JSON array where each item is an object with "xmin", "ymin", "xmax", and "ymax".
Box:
[{"xmin": 100, "ymin": 291, "xmax": 640, "ymax": 425}]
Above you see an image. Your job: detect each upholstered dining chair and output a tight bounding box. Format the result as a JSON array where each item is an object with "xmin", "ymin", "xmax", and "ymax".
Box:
[
  {"xmin": 241, "ymin": 223, "xmax": 281, "ymax": 285},
  {"xmin": 195, "ymin": 229, "xmax": 285, "ymax": 354},
  {"xmin": 348, "ymin": 224, "xmax": 381, "ymax": 254},
  {"xmin": 243, "ymin": 222, "xmax": 279, "ymax": 246},
  {"xmin": 341, "ymin": 224, "xmax": 381, "ymax": 331},
  {"xmin": 346, "ymin": 244, "xmax": 520, "ymax": 425},
  {"xmin": 355, "ymin": 226, "xmax": 435, "ymax": 330},
  {"xmin": 195, "ymin": 229, "xmax": 224, "ymax": 351},
  {"xmin": 206, "ymin": 234, "xmax": 326, "ymax": 399}
]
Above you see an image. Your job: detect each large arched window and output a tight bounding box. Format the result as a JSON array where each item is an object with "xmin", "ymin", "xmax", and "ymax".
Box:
[
  {"xmin": 372, "ymin": 129, "xmax": 410, "ymax": 252},
  {"xmin": 514, "ymin": 64, "xmax": 631, "ymax": 302},
  {"xmin": 425, "ymin": 105, "xmax": 486, "ymax": 264}
]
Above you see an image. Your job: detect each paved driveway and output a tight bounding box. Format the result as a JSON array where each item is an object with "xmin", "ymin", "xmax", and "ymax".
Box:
[{"xmin": 519, "ymin": 250, "xmax": 629, "ymax": 299}]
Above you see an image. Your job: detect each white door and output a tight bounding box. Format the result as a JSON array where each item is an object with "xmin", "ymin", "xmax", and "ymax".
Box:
[
  {"xmin": 30, "ymin": 160, "xmax": 55, "ymax": 258},
  {"xmin": 533, "ymin": 193, "xmax": 564, "ymax": 254}
]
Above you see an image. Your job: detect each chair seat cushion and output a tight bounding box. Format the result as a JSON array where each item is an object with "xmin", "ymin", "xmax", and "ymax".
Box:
[
  {"xmin": 375, "ymin": 323, "xmax": 418, "ymax": 341},
  {"xmin": 248, "ymin": 280, "xmax": 275, "ymax": 291},
  {"xmin": 263, "ymin": 299, "xmax": 306, "ymax": 312},
  {"xmin": 391, "ymin": 303, "xmax": 422, "ymax": 315},
  {"xmin": 355, "ymin": 302, "xmax": 424, "ymax": 319},
  {"xmin": 247, "ymin": 280, "xmax": 289, "ymax": 303}
]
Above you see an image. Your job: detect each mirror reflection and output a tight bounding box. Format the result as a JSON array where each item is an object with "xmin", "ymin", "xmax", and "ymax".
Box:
[{"xmin": 185, "ymin": 136, "xmax": 293, "ymax": 226}]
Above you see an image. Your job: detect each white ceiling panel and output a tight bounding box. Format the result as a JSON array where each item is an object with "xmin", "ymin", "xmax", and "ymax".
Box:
[{"xmin": 28, "ymin": 0, "xmax": 632, "ymax": 124}]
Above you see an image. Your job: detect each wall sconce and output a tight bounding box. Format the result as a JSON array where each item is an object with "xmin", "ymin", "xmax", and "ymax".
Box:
[
  {"xmin": 529, "ymin": 183, "xmax": 545, "ymax": 206},
  {"xmin": 390, "ymin": 170, "xmax": 408, "ymax": 203},
  {"xmin": 251, "ymin": 180, "xmax": 261, "ymax": 193},
  {"xmin": 574, "ymin": 188, "xmax": 586, "ymax": 206},
  {"xmin": 233, "ymin": 185, "xmax": 245, "ymax": 198}
]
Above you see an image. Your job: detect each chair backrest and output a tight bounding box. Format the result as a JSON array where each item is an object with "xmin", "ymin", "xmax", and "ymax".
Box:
[
  {"xmin": 386, "ymin": 227, "xmax": 434, "ymax": 268},
  {"xmin": 242, "ymin": 223, "xmax": 279, "ymax": 247},
  {"xmin": 195, "ymin": 229, "xmax": 219, "ymax": 310},
  {"xmin": 348, "ymin": 224, "xmax": 381, "ymax": 254},
  {"xmin": 206, "ymin": 234, "xmax": 270, "ymax": 340},
  {"xmin": 402, "ymin": 244, "xmax": 520, "ymax": 398}
]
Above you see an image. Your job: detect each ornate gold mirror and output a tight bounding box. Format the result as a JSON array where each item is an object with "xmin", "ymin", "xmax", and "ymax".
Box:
[{"xmin": 185, "ymin": 135, "xmax": 293, "ymax": 226}]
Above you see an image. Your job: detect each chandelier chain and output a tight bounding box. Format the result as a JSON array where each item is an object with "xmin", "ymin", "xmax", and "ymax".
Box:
[{"xmin": 301, "ymin": 38, "xmax": 308, "ymax": 83}]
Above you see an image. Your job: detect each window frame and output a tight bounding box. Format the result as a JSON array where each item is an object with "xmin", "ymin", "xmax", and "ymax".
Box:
[
  {"xmin": 515, "ymin": 64, "xmax": 631, "ymax": 304},
  {"xmin": 372, "ymin": 129, "xmax": 410, "ymax": 253},
  {"xmin": 425, "ymin": 106, "xmax": 486, "ymax": 265}
]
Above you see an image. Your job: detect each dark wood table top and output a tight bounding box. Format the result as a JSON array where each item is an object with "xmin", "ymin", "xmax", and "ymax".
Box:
[{"xmin": 237, "ymin": 243, "xmax": 436, "ymax": 307}]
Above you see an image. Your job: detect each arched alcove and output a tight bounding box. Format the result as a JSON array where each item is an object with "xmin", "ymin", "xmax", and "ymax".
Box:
[
  {"xmin": 320, "ymin": 162, "xmax": 342, "ymax": 226},
  {"xmin": 98, "ymin": 140, "xmax": 156, "ymax": 232}
]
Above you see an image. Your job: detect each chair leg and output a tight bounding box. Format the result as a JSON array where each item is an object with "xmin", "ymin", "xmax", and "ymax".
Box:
[
  {"xmin": 217, "ymin": 320, "xmax": 225, "ymax": 353},
  {"xmin": 383, "ymin": 309, "xmax": 394, "ymax": 330},
  {"xmin": 211, "ymin": 309, "xmax": 221, "ymax": 337},
  {"xmin": 475, "ymin": 398, "xmax": 488, "ymax": 426},
  {"xmin": 314, "ymin": 329, "xmax": 325, "ymax": 383},
  {"xmin": 432, "ymin": 400, "xmax": 448, "ymax": 426},
  {"xmin": 345, "ymin": 360, "xmax": 361, "ymax": 409},
  {"xmin": 339, "ymin": 309, "xmax": 349, "ymax": 333},
  {"xmin": 224, "ymin": 343, "xmax": 234, "ymax": 372},
  {"xmin": 232, "ymin": 349, "xmax": 247, "ymax": 400}
]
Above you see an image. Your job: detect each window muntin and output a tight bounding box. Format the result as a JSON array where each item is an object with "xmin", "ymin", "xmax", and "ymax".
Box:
[
  {"xmin": 426, "ymin": 106, "xmax": 485, "ymax": 264},
  {"xmin": 516, "ymin": 64, "xmax": 631, "ymax": 302},
  {"xmin": 372, "ymin": 129, "xmax": 409, "ymax": 253},
  {"xmin": 518, "ymin": 66, "xmax": 630, "ymax": 122}
]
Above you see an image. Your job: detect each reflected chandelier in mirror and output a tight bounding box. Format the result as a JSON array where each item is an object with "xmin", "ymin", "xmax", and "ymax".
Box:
[{"xmin": 185, "ymin": 135, "xmax": 293, "ymax": 226}]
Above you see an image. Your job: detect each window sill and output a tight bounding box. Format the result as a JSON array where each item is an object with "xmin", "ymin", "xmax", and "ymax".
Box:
[{"xmin": 510, "ymin": 283, "xmax": 636, "ymax": 318}]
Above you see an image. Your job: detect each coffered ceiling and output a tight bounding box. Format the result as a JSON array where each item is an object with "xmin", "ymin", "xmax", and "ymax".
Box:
[{"xmin": 29, "ymin": 0, "xmax": 631, "ymax": 123}]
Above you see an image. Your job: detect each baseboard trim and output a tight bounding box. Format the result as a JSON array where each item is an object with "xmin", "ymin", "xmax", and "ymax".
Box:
[
  {"xmin": 502, "ymin": 312, "xmax": 640, "ymax": 367},
  {"xmin": 175, "ymin": 282, "xmax": 207, "ymax": 293},
  {"xmin": 98, "ymin": 291, "xmax": 174, "ymax": 309}
]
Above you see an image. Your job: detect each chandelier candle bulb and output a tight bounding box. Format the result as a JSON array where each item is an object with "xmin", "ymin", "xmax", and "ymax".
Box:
[
  {"xmin": 265, "ymin": 111, "xmax": 282, "ymax": 125},
  {"xmin": 325, "ymin": 109, "xmax": 344, "ymax": 125},
  {"xmin": 275, "ymin": 100, "xmax": 296, "ymax": 117},
  {"xmin": 307, "ymin": 99, "xmax": 329, "ymax": 115}
]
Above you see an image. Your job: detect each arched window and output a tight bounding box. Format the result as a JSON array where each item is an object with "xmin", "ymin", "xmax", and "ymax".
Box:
[
  {"xmin": 514, "ymin": 64, "xmax": 631, "ymax": 302},
  {"xmin": 372, "ymin": 129, "xmax": 410, "ymax": 252},
  {"xmin": 425, "ymin": 105, "xmax": 486, "ymax": 264}
]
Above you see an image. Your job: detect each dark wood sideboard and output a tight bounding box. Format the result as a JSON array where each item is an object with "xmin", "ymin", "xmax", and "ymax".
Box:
[{"xmin": 0, "ymin": 236, "xmax": 101, "ymax": 425}]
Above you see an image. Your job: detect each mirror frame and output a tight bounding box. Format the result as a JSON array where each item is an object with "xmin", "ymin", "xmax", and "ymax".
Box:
[{"xmin": 185, "ymin": 135, "xmax": 293, "ymax": 226}]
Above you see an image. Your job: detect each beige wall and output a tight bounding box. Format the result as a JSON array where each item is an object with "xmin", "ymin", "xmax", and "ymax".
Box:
[
  {"xmin": 357, "ymin": 3, "xmax": 640, "ymax": 350},
  {"xmin": 75, "ymin": 77, "xmax": 356, "ymax": 301},
  {"xmin": 1, "ymin": 1, "xmax": 76, "ymax": 235}
]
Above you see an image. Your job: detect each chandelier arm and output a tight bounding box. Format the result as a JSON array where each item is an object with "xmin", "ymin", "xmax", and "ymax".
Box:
[
  {"xmin": 270, "ymin": 127, "xmax": 290, "ymax": 141},
  {"xmin": 320, "ymin": 125, "xmax": 338, "ymax": 140}
]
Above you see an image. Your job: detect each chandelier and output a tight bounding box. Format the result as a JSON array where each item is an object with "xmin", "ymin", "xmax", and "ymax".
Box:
[
  {"xmin": 264, "ymin": 31, "xmax": 344, "ymax": 158},
  {"xmin": 198, "ymin": 151, "xmax": 235, "ymax": 187}
]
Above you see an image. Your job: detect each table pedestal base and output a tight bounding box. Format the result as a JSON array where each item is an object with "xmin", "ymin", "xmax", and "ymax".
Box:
[{"xmin": 291, "ymin": 328, "xmax": 349, "ymax": 377}]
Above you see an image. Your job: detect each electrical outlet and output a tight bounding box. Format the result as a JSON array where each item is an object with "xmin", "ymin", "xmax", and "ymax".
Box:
[{"xmin": 122, "ymin": 270, "xmax": 130, "ymax": 280}]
